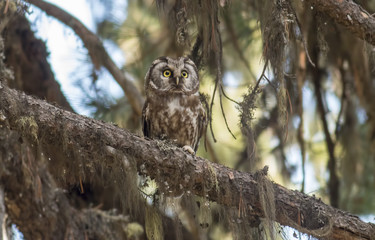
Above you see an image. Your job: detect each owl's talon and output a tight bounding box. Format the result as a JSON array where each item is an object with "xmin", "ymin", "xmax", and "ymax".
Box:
[{"xmin": 182, "ymin": 145, "xmax": 195, "ymax": 155}]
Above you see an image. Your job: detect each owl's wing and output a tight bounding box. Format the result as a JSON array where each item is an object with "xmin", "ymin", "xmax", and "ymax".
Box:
[
  {"xmin": 195, "ymin": 104, "xmax": 208, "ymax": 152},
  {"xmin": 142, "ymin": 101, "xmax": 151, "ymax": 138}
]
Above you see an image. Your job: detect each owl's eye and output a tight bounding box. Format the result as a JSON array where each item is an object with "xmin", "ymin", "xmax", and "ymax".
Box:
[
  {"xmin": 181, "ymin": 71, "xmax": 189, "ymax": 78},
  {"xmin": 163, "ymin": 69, "xmax": 172, "ymax": 78}
]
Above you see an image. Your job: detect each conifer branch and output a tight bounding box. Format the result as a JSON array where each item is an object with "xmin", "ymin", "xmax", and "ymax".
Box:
[
  {"xmin": 307, "ymin": 0, "xmax": 375, "ymax": 46},
  {"xmin": 0, "ymin": 81, "xmax": 374, "ymax": 240}
]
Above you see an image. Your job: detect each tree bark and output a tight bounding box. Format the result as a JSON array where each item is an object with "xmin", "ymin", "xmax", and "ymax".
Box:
[{"xmin": 0, "ymin": 81, "xmax": 374, "ymax": 240}]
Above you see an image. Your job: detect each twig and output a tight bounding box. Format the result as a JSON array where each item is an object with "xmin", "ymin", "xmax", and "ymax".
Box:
[
  {"xmin": 219, "ymin": 86, "xmax": 237, "ymax": 139},
  {"xmin": 283, "ymin": 88, "xmax": 292, "ymax": 142},
  {"xmin": 79, "ymin": 176, "xmax": 84, "ymax": 194},
  {"xmin": 263, "ymin": 75, "xmax": 278, "ymax": 91},
  {"xmin": 216, "ymin": 29, "xmax": 237, "ymax": 140},
  {"xmin": 254, "ymin": 59, "xmax": 269, "ymax": 91},
  {"xmin": 334, "ymin": 66, "xmax": 347, "ymax": 140},
  {"xmin": 209, "ymin": 74, "xmax": 218, "ymax": 142},
  {"xmin": 220, "ymin": 85, "xmax": 239, "ymax": 105}
]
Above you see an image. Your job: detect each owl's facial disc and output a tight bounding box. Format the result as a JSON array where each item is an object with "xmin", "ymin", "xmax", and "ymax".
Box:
[{"xmin": 147, "ymin": 56, "xmax": 199, "ymax": 95}]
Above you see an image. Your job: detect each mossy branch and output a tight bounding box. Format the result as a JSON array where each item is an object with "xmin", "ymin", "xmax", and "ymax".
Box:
[
  {"xmin": 0, "ymin": 81, "xmax": 374, "ymax": 239},
  {"xmin": 306, "ymin": 0, "xmax": 375, "ymax": 46}
]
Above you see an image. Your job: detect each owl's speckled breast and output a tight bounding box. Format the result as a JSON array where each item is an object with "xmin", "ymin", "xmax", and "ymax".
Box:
[{"xmin": 148, "ymin": 94, "xmax": 202, "ymax": 148}]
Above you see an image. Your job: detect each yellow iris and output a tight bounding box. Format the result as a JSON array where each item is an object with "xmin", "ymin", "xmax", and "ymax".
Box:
[
  {"xmin": 181, "ymin": 71, "xmax": 188, "ymax": 78},
  {"xmin": 163, "ymin": 69, "xmax": 172, "ymax": 78}
]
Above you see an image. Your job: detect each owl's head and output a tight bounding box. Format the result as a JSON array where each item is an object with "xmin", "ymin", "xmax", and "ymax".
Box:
[{"xmin": 145, "ymin": 56, "xmax": 199, "ymax": 96}]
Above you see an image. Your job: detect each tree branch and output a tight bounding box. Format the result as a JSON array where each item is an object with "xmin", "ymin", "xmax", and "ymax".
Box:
[
  {"xmin": 0, "ymin": 81, "xmax": 374, "ymax": 239},
  {"xmin": 0, "ymin": 127, "xmax": 133, "ymax": 239},
  {"xmin": 27, "ymin": 0, "xmax": 144, "ymax": 116},
  {"xmin": 307, "ymin": 0, "xmax": 375, "ymax": 46}
]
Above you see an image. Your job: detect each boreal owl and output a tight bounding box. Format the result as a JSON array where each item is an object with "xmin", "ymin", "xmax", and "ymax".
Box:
[{"xmin": 142, "ymin": 56, "xmax": 207, "ymax": 154}]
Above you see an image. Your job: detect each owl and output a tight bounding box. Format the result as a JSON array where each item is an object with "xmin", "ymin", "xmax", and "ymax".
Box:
[{"xmin": 142, "ymin": 56, "xmax": 207, "ymax": 154}]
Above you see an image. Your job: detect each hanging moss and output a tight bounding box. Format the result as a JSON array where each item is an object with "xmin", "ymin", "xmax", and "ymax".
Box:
[
  {"xmin": 255, "ymin": 167, "xmax": 276, "ymax": 240},
  {"xmin": 145, "ymin": 205, "xmax": 164, "ymax": 240}
]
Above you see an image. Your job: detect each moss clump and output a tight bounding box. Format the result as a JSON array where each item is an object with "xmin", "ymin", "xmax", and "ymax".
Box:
[
  {"xmin": 16, "ymin": 116, "xmax": 39, "ymax": 143},
  {"xmin": 125, "ymin": 222, "xmax": 144, "ymax": 239},
  {"xmin": 207, "ymin": 163, "xmax": 219, "ymax": 193}
]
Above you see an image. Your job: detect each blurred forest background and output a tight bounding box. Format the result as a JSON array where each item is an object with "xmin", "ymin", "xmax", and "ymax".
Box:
[
  {"xmin": 33, "ymin": 0, "xmax": 375, "ymax": 215},
  {"xmin": 1, "ymin": 0, "xmax": 375, "ymax": 239}
]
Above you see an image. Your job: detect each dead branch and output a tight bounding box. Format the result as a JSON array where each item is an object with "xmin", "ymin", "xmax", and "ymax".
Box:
[
  {"xmin": 27, "ymin": 0, "xmax": 144, "ymax": 116},
  {"xmin": 307, "ymin": 0, "xmax": 375, "ymax": 46},
  {"xmin": 0, "ymin": 81, "xmax": 374, "ymax": 240}
]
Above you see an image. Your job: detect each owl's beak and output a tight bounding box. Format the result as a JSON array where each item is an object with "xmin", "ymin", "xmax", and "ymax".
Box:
[{"xmin": 175, "ymin": 77, "xmax": 180, "ymax": 85}]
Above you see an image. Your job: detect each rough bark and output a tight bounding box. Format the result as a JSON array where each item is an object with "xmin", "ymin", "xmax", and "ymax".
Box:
[
  {"xmin": 307, "ymin": 0, "xmax": 375, "ymax": 46},
  {"xmin": 0, "ymin": 81, "xmax": 374, "ymax": 240}
]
